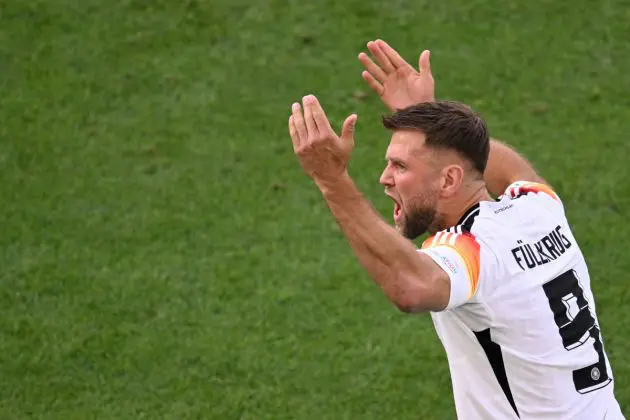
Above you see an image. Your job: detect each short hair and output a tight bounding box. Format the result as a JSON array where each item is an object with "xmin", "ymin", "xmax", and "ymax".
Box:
[{"xmin": 382, "ymin": 101, "xmax": 490, "ymax": 174}]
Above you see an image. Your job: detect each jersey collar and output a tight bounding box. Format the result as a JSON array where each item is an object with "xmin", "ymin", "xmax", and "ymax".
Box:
[{"xmin": 457, "ymin": 203, "xmax": 481, "ymax": 231}]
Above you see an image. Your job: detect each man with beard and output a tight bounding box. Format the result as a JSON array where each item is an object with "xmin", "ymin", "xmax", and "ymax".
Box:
[{"xmin": 287, "ymin": 40, "xmax": 624, "ymax": 419}]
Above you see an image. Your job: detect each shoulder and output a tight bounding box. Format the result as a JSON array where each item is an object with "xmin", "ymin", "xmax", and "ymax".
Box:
[
  {"xmin": 496, "ymin": 180, "xmax": 567, "ymax": 225},
  {"xmin": 420, "ymin": 227, "xmax": 483, "ymax": 295},
  {"xmin": 421, "ymin": 227, "xmax": 480, "ymax": 254},
  {"xmin": 500, "ymin": 180, "xmax": 562, "ymax": 203},
  {"xmin": 421, "ymin": 203, "xmax": 489, "ymax": 257}
]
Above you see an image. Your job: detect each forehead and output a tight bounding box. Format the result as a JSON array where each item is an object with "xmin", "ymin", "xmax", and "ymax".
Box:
[{"xmin": 385, "ymin": 130, "xmax": 429, "ymax": 160}]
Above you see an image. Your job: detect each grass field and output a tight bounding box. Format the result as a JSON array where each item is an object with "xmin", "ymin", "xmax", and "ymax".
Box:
[{"xmin": 1, "ymin": 0, "xmax": 630, "ymax": 418}]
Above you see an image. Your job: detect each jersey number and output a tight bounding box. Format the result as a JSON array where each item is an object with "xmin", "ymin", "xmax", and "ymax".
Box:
[{"xmin": 542, "ymin": 269, "xmax": 612, "ymax": 393}]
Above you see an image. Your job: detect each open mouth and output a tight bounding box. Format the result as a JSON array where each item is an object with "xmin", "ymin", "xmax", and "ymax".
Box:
[
  {"xmin": 387, "ymin": 194, "xmax": 403, "ymax": 222},
  {"xmin": 393, "ymin": 202, "xmax": 401, "ymax": 220}
]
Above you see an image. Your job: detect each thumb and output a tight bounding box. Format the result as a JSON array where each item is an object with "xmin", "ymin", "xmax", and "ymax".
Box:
[
  {"xmin": 419, "ymin": 49, "xmax": 432, "ymax": 75},
  {"xmin": 340, "ymin": 113, "xmax": 358, "ymax": 147}
]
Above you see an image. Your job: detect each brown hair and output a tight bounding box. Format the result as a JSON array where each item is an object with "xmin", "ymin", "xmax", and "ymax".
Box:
[{"xmin": 382, "ymin": 101, "xmax": 490, "ymax": 174}]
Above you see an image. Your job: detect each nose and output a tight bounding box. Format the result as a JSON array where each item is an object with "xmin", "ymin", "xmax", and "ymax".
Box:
[{"xmin": 379, "ymin": 164, "xmax": 394, "ymax": 187}]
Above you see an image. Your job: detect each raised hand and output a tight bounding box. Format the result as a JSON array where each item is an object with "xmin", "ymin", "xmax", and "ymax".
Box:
[
  {"xmin": 289, "ymin": 95, "xmax": 358, "ymax": 188},
  {"xmin": 358, "ymin": 39, "xmax": 434, "ymax": 111}
]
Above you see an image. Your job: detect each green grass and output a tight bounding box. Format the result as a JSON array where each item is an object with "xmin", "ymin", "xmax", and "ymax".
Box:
[{"xmin": 1, "ymin": 0, "xmax": 629, "ymax": 418}]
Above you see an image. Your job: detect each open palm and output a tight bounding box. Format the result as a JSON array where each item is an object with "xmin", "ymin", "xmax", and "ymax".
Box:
[{"xmin": 359, "ymin": 40, "xmax": 434, "ymax": 111}]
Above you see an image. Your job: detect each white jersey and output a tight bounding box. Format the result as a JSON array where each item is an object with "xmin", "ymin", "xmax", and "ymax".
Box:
[{"xmin": 419, "ymin": 181, "xmax": 625, "ymax": 420}]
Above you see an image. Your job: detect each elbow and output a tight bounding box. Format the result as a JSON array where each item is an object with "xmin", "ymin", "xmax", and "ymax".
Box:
[
  {"xmin": 394, "ymin": 300, "xmax": 424, "ymax": 314},
  {"xmin": 388, "ymin": 272, "xmax": 448, "ymax": 313},
  {"xmin": 393, "ymin": 298, "xmax": 432, "ymax": 314},
  {"xmin": 389, "ymin": 281, "xmax": 435, "ymax": 314}
]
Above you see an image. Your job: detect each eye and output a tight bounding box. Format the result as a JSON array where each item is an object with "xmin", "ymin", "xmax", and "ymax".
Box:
[{"xmin": 394, "ymin": 162, "xmax": 407, "ymax": 172}]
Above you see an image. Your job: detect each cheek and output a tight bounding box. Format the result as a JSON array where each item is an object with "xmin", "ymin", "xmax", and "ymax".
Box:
[
  {"xmin": 399, "ymin": 174, "xmax": 439, "ymax": 207},
  {"xmin": 397, "ymin": 172, "xmax": 427, "ymax": 195},
  {"xmin": 395, "ymin": 175, "xmax": 420, "ymax": 206}
]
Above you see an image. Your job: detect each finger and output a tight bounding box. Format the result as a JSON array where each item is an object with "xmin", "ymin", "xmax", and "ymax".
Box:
[
  {"xmin": 419, "ymin": 49, "xmax": 432, "ymax": 76},
  {"xmin": 367, "ymin": 40, "xmax": 395, "ymax": 74},
  {"xmin": 302, "ymin": 95, "xmax": 319, "ymax": 138},
  {"xmin": 289, "ymin": 116, "xmax": 300, "ymax": 151},
  {"xmin": 340, "ymin": 113, "xmax": 358, "ymax": 149},
  {"xmin": 292, "ymin": 102, "xmax": 307, "ymax": 142},
  {"xmin": 309, "ymin": 95, "xmax": 333, "ymax": 134},
  {"xmin": 376, "ymin": 39, "xmax": 414, "ymax": 71},
  {"xmin": 361, "ymin": 71, "xmax": 384, "ymax": 96},
  {"xmin": 358, "ymin": 52, "xmax": 387, "ymax": 83}
]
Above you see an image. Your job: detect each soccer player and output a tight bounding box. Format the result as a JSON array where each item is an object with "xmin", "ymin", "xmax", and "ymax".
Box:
[{"xmin": 287, "ymin": 39, "xmax": 625, "ymax": 419}]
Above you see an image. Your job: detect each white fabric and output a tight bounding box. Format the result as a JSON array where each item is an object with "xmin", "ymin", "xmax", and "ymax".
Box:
[{"xmin": 419, "ymin": 181, "xmax": 625, "ymax": 420}]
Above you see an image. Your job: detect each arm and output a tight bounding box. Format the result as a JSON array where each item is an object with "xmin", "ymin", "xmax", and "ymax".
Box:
[
  {"xmin": 288, "ymin": 95, "xmax": 450, "ymax": 313},
  {"xmin": 318, "ymin": 174, "xmax": 450, "ymax": 313},
  {"xmin": 484, "ymin": 139, "xmax": 548, "ymax": 197}
]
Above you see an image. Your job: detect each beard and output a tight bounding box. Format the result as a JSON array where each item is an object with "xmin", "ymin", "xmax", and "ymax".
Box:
[{"xmin": 397, "ymin": 192, "xmax": 443, "ymax": 240}]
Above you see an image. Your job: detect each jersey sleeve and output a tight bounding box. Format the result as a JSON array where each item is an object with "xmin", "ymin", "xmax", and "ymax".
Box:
[
  {"xmin": 419, "ymin": 231, "xmax": 483, "ymax": 310},
  {"xmin": 503, "ymin": 180, "xmax": 562, "ymax": 205}
]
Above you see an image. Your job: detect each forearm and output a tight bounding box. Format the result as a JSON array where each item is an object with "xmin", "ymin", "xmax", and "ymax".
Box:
[
  {"xmin": 316, "ymin": 174, "xmax": 446, "ymax": 312},
  {"xmin": 484, "ymin": 139, "xmax": 546, "ymax": 197}
]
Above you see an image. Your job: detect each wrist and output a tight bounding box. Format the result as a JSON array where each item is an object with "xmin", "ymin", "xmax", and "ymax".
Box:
[{"xmin": 316, "ymin": 171, "xmax": 356, "ymax": 197}]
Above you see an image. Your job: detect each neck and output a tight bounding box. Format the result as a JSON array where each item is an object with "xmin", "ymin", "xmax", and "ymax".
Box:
[{"xmin": 443, "ymin": 181, "xmax": 492, "ymax": 229}]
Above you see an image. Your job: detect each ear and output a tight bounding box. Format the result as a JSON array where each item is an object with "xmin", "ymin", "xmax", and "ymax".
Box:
[{"xmin": 440, "ymin": 164, "xmax": 465, "ymax": 197}]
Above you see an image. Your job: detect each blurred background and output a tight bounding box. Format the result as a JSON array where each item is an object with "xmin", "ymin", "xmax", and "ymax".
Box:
[{"xmin": 1, "ymin": 0, "xmax": 629, "ymax": 418}]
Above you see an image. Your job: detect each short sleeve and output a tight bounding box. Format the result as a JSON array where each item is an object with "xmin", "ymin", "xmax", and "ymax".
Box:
[
  {"xmin": 503, "ymin": 181, "xmax": 562, "ymax": 206},
  {"xmin": 419, "ymin": 231, "xmax": 482, "ymax": 309}
]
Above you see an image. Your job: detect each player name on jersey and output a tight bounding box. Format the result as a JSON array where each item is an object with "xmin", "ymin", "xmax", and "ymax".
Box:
[{"xmin": 511, "ymin": 225, "xmax": 573, "ymax": 270}]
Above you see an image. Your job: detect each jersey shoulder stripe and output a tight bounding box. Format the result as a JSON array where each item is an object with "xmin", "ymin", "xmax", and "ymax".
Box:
[
  {"xmin": 421, "ymin": 230, "xmax": 481, "ymax": 297},
  {"xmin": 504, "ymin": 181, "xmax": 560, "ymax": 202}
]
